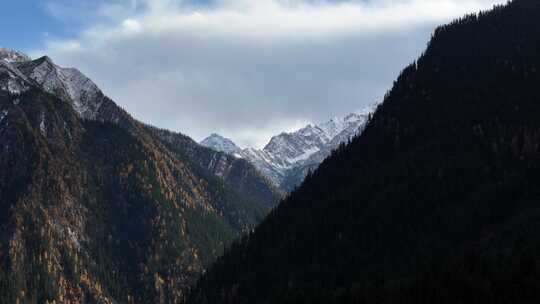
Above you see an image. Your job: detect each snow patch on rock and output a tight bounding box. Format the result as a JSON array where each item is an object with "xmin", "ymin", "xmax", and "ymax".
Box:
[
  {"xmin": 0, "ymin": 110, "xmax": 8, "ymax": 124},
  {"xmin": 0, "ymin": 48, "xmax": 30, "ymax": 63}
]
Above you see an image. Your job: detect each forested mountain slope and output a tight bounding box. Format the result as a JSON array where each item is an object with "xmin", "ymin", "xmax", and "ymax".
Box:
[
  {"xmin": 189, "ymin": 1, "xmax": 540, "ymax": 303},
  {"xmin": 0, "ymin": 52, "xmax": 280, "ymax": 303}
]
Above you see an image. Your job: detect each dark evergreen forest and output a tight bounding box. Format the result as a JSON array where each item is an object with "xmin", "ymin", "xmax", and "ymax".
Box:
[{"xmin": 188, "ymin": 1, "xmax": 540, "ymax": 303}]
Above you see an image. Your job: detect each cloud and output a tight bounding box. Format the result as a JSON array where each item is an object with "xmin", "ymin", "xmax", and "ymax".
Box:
[{"xmin": 35, "ymin": 0, "xmax": 506, "ymax": 148}]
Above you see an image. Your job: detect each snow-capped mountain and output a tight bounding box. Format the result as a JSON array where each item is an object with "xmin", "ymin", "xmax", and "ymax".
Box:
[
  {"xmin": 0, "ymin": 49, "xmax": 108, "ymax": 121},
  {"xmin": 200, "ymin": 133, "xmax": 243, "ymax": 156},
  {"xmin": 16, "ymin": 56, "xmax": 105, "ymax": 120},
  {"xmin": 200, "ymin": 106, "xmax": 376, "ymax": 191}
]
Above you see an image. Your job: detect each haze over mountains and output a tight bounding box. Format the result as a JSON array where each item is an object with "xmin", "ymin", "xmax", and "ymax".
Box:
[{"xmin": 201, "ymin": 108, "xmax": 374, "ymax": 191}]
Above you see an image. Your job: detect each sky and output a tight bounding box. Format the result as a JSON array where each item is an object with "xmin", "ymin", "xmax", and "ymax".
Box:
[{"xmin": 2, "ymin": 0, "xmax": 507, "ymax": 148}]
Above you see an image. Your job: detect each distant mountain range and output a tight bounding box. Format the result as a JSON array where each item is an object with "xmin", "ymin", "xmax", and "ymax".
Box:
[
  {"xmin": 201, "ymin": 108, "xmax": 375, "ymax": 191},
  {"xmin": 0, "ymin": 48, "xmax": 280, "ymax": 303}
]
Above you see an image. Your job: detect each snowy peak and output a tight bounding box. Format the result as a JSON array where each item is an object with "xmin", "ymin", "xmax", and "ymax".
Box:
[
  {"xmin": 201, "ymin": 133, "xmax": 242, "ymax": 156},
  {"xmin": 0, "ymin": 49, "xmax": 33, "ymax": 94},
  {"xmin": 317, "ymin": 111, "xmax": 371, "ymax": 141},
  {"xmin": 200, "ymin": 106, "xmax": 377, "ymax": 190},
  {"xmin": 0, "ymin": 52, "xmax": 106, "ymax": 120},
  {"xmin": 317, "ymin": 117, "xmax": 346, "ymax": 140},
  {"xmin": 263, "ymin": 125, "xmax": 327, "ymax": 166},
  {"xmin": 0, "ymin": 48, "xmax": 30, "ymax": 63},
  {"xmin": 262, "ymin": 107, "xmax": 374, "ymax": 167},
  {"xmin": 16, "ymin": 56, "xmax": 104, "ymax": 119}
]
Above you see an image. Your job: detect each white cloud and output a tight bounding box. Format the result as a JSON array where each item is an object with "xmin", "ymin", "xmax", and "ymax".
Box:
[{"xmin": 35, "ymin": 0, "xmax": 506, "ymax": 148}]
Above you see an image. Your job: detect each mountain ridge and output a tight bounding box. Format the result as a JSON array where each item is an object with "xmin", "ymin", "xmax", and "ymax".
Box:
[{"xmin": 200, "ymin": 107, "xmax": 374, "ymax": 191}]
